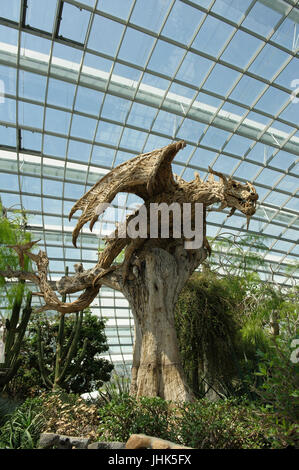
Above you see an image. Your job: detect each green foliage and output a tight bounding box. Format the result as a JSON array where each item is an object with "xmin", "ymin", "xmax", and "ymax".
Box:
[
  {"xmin": 0, "ymin": 397, "xmax": 44, "ymax": 449},
  {"xmin": 252, "ymin": 337, "xmax": 299, "ymax": 422},
  {"xmin": 174, "ymin": 398, "xmax": 268, "ymax": 449},
  {"xmin": 97, "ymin": 395, "xmax": 176, "ymax": 443},
  {"xmin": 8, "ymin": 309, "xmax": 114, "ymax": 396},
  {"xmin": 175, "ymin": 270, "xmax": 247, "ymax": 397},
  {"xmin": 97, "ymin": 394, "xmax": 298, "ymax": 449},
  {"xmin": 0, "ymin": 202, "xmax": 31, "ymax": 308},
  {"xmin": 0, "ymin": 396, "xmax": 22, "ymax": 427},
  {"xmin": 175, "ymin": 233, "xmax": 298, "ymax": 399},
  {"xmin": 98, "ymin": 373, "xmax": 131, "ymax": 404}
]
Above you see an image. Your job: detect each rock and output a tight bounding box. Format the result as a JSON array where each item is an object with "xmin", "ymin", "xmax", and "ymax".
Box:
[
  {"xmin": 68, "ymin": 436, "xmax": 90, "ymax": 449},
  {"xmin": 126, "ymin": 434, "xmax": 193, "ymax": 450},
  {"xmin": 38, "ymin": 433, "xmax": 90, "ymax": 449},
  {"xmin": 55, "ymin": 435, "xmax": 72, "ymax": 449},
  {"xmin": 38, "ymin": 433, "xmax": 60, "ymax": 449},
  {"xmin": 88, "ymin": 441, "xmax": 126, "ymax": 450}
]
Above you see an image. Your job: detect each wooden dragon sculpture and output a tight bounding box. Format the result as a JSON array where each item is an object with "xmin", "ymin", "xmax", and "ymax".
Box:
[{"xmin": 2, "ymin": 141, "xmax": 258, "ymax": 314}]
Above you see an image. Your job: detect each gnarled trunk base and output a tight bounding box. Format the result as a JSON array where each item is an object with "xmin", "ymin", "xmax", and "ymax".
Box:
[{"xmin": 123, "ymin": 245, "xmax": 207, "ymax": 402}]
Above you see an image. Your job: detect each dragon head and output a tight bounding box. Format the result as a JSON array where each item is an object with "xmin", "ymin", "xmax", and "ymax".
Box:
[{"xmin": 208, "ymin": 167, "xmax": 258, "ymax": 228}]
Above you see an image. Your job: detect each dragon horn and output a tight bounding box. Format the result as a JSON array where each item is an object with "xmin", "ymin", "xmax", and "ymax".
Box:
[{"xmin": 208, "ymin": 166, "xmax": 227, "ymax": 184}]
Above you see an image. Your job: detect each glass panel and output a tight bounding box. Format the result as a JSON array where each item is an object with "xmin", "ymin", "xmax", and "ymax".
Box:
[
  {"xmin": 255, "ymin": 168, "xmax": 282, "ymax": 186},
  {"xmin": 127, "ymin": 102, "xmax": 157, "ymax": 129},
  {"xmin": 59, "ymin": 2, "xmax": 91, "ymax": 44},
  {"xmin": 19, "ymin": 70, "xmax": 47, "ymax": 102},
  {"xmin": 152, "ymin": 110, "xmax": 177, "ymax": 136},
  {"xmin": 21, "ymin": 31, "xmax": 51, "ymax": 55},
  {"xmin": 213, "ymin": 154, "xmax": 237, "ymax": 173},
  {"xmin": 229, "ymin": 76, "xmax": 266, "ymax": 107},
  {"xmin": 176, "ymin": 51, "xmax": 213, "ymax": 86},
  {"xmin": 0, "ymin": 65, "xmax": 16, "ymax": 96},
  {"xmin": 148, "ymin": 40, "xmax": 185, "ymax": 76},
  {"xmin": 70, "ymin": 114, "xmax": 97, "ymax": 141},
  {"xmin": 0, "ymin": 0, "xmax": 21, "ymax": 22},
  {"xmin": 51, "ymin": 42, "xmax": 82, "ymax": 68},
  {"xmin": 75, "ymin": 86, "xmax": 104, "ymax": 116},
  {"xmin": 192, "ymin": 15, "xmax": 234, "ymax": 57},
  {"xmin": 0, "ymin": 125, "xmax": 16, "ymax": 146},
  {"xmin": 242, "ymin": 2, "xmax": 283, "ymax": 37},
  {"xmin": 270, "ymin": 150, "xmax": 296, "ymax": 170},
  {"xmin": 118, "ymin": 28, "xmax": 155, "ymax": 68},
  {"xmin": 275, "ymin": 57, "xmax": 299, "ymax": 88},
  {"xmin": 21, "ymin": 175, "xmax": 41, "ymax": 194},
  {"xmin": 83, "ymin": 53, "xmax": 112, "ymax": 73},
  {"xmin": 204, "ymin": 64, "xmax": 240, "ymax": 96},
  {"xmin": 0, "ymin": 172, "xmax": 19, "ymax": 191},
  {"xmin": 162, "ymin": 1, "xmax": 204, "ymax": 44},
  {"xmin": 96, "ymin": 121, "xmax": 123, "ymax": 146},
  {"xmin": 249, "ymin": 45, "xmax": 290, "ymax": 81},
  {"xmin": 233, "ymin": 162, "xmax": 259, "ymax": 180},
  {"xmin": 45, "ymin": 108, "xmax": 71, "ymax": 135},
  {"xmin": 43, "ymin": 178, "xmax": 63, "ymax": 196},
  {"xmin": 255, "ymin": 87, "xmax": 289, "ymax": 116},
  {"xmin": 18, "ymin": 102, "xmax": 44, "ymax": 129},
  {"xmin": 211, "ymin": 0, "xmax": 252, "ymax": 23},
  {"xmin": 98, "ymin": 0, "xmax": 134, "ymax": 21},
  {"xmin": 272, "ymin": 17, "xmax": 296, "ymax": 52},
  {"xmin": 47, "ymin": 78, "xmax": 76, "ymax": 109},
  {"xmin": 67, "ymin": 140, "xmax": 92, "ymax": 163},
  {"xmin": 221, "ymin": 30, "xmax": 263, "ymax": 68},
  {"xmin": 88, "ymin": 15, "xmax": 125, "ymax": 56},
  {"xmin": 131, "ymin": 0, "xmax": 172, "ymax": 32},
  {"xmin": 101, "ymin": 94, "xmax": 131, "ymax": 123},
  {"xmin": 91, "ymin": 145, "xmax": 115, "ymax": 167},
  {"xmin": 43, "ymin": 134, "xmax": 67, "ymax": 158},
  {"xmin": 223, "ymin": 134, "xmax": 252, "ymax": 156},
  {"xmin": 176, "ymin": 118, "xmax": 206, "ymax": 142},
  {"xmin": 0, "ymin": 25, "xmax": 18, "ymax": 46},
  {"xmin": 278, "ymin": 101, "xmax": 299, "ymax": 127},
  {"xmin": 27, "ymin": 0, "xmax": 57, "ymax": 33},
  {"xmin": 120, "ymin": 128, "xmax": 147, "ymax": 152},
  {"xmin": 199, "ymin": 127, "xmax": 232, "ymax": 150},
  {"xmin": 22, "ymin": 130, "xmax": 42, "ymax": 151}
]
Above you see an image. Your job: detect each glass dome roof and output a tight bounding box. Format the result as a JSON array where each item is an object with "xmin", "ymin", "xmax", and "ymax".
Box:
[{"xmin": 0, "ymin": 0, "xmax": 298, "ymax": 374}]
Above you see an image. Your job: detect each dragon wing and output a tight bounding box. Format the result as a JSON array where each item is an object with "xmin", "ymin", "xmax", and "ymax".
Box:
[{"xmin": 69, "ymin": 140, "xmax": 186, "ymax": 247}]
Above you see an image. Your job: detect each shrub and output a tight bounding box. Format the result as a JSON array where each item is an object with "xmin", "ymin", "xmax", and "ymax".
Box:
[
  {"xmin": 252, "ymin": 337, "xmax": 299, "ymax": 422},
  {"xmin": 40, "ymin": 392, "xmax": 99, "ymax": 440},
  {"xmin": 0, "ymin": 397, "xmax": 44, "ymax": 449},
  {"xmin": 174, "ymin": 398, "xmax": 268, "ymax": 449},
  {"xmin": 97, "ymin": 394, "xmax": 298, "ymax": 449},
  {"xmin": 97, "ymin": 395, "xmax": 176, "ymax": 442}
]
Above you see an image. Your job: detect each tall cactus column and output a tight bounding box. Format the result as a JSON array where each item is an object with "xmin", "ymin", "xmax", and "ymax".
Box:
[{"xmin": 0, "ymin": 289, "xmax": 32, "ymax": 389}]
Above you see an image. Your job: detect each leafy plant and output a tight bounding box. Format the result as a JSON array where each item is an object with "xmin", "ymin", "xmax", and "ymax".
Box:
[
  {"xmin": 97, "ymin": 395, "xmax": 176, "ymax": 442},
  {"xmin": 40, "ymin": 391, "xmax": 99, "ymax": 440},
  {"xmin": 252, "ymin": 337, "xmax": 299, "ymax": 422},
  {"xmin": 98, "ymin": 373, "xmax": 131, "ymax": 404},
  {"xmin": 0, "ymin": 397, "xmax": 44, "ymax": 449}
]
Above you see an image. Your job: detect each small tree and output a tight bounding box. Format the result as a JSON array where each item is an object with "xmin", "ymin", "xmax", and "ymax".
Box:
[
  {"xmin": 0, "ymin": 202, "xmax": 35, "ymax": 391},
  {"xmin": 9, "ymin": 308, "xmax": 114, "ymax": 396}
]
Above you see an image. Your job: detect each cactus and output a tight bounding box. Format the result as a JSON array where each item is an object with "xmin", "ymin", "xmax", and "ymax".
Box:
[
  {"xmin": 0, "ymin": 288, "xmax": 33, "ymax": 389},
  {"xmin": 36, "ymin": 267, "xmax": 88, "ymax": 392}
]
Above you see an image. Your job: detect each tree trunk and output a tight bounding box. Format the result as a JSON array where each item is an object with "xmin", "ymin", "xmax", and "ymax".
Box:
[{"xmin": 123, "ymin": 245, "xmax": 207, "ymax": 402}]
